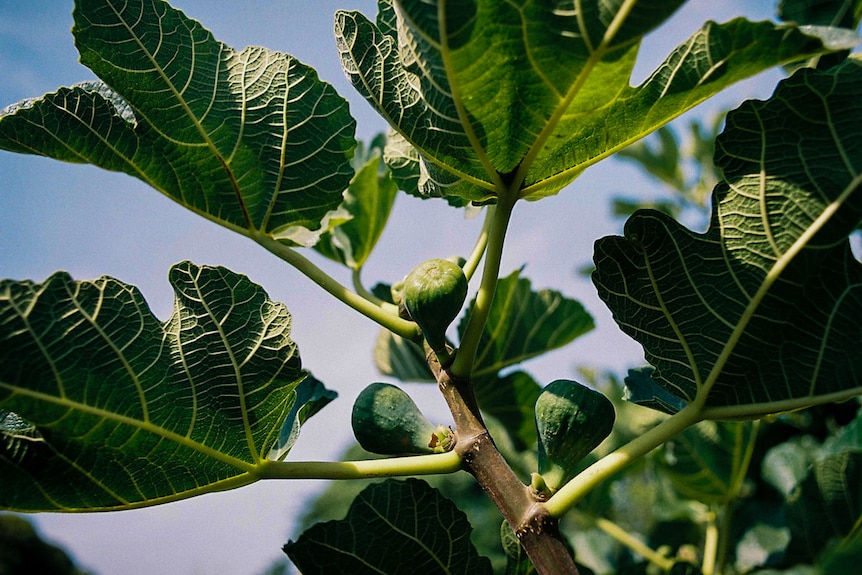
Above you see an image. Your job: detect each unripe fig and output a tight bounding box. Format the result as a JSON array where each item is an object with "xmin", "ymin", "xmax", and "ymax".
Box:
[
  {"xmin": 402, "ymin": 259, "xmax": 468, "ymax": 360},
  {"xmin": 535, "ymin": 379, "xmax": 615, "ymax": 493},
  {"xmin": 352, "ymin": 382, "xmax": 453, "ymax": 455}
]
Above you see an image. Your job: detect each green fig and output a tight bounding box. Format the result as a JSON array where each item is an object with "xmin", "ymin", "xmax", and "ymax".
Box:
[
  {"xmin": 401, "ymin": 258, "xmax": 468, "ymax": 361},
  {"xmin": 351, "ymin": 382, "xmax": 453, "ymax": 456},
  {"xmin": 535, "ymin": 379, "xmax": 615, "ymax": 493}
]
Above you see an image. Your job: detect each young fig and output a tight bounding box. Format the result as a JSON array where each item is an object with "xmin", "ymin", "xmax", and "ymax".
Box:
[
  {"xmin": 535, "ymin": 379, "xmax": 615, "ymax": 494},
  {"xmin": 351, "ymin": 382, "xmax": 453, "ymax": 456},
  {"xmin": 401, "ymin": 258, "xmax": 468, "ymax": 363}
]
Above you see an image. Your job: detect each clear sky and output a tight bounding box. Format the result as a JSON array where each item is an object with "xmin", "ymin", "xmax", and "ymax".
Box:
[{"xmin": 0, "ymin": 2, "xmax": 780, "ymax": 574}]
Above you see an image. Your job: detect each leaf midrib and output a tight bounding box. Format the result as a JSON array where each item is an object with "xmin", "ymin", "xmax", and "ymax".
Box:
[
  {"xmin": 100, "ymin": 0, "xmax": 253, "ymax": 228},
  {"xmin": 0, "ymin": 382, "xmax": 257, "ymax": 474}
]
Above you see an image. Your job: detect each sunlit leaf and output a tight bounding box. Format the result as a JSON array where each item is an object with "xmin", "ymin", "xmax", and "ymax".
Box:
[
  {"xmin": 285, "ymin": 478, "xmax": 493, "ymax": 574},
  {"xmin": 0, "ymin": 0, "xmax": 356, "ymax": 245},
  {"xmin": 594, "ymin": 60, "xmax": 862, "ymax": 419},
  {"xmin": 335, "ymin": 0, "xmax": 851, "ymax": 201},
  {"xmin": 315, "ymin": 138, "xmax": 399, "ymax": 268},
  {"xmin": 0, "ymin": 262, "xmax": 327, "ymax": 511},
  {"xmin": 734, "ymin": 523, "xmax": 792, "ymax": 573}
]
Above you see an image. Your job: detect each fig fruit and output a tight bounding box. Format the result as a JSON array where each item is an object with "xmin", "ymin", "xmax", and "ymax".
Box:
[
  {"xmin": 401, "ymin": 258, "xmax": 468, "ymax": 362},
  {"xmin": 351, "ymin": 382, "xmax": 453, "ymax": 455},
  {"xmin": 535, "ymin": 379, "xmax": 615, "ymax": 493}
]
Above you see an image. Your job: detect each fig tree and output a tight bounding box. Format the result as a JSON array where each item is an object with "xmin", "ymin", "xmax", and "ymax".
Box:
[
  {"xmin": 535, "ymin": 379, "xmax": 615, "ymax": 494},
  {"xmin": 351, "ymin": 382, "xmax": 453, "ymax": 456}
]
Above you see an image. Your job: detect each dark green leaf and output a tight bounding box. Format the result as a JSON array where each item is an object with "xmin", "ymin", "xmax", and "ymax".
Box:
[
  {"xmin": 778, "ymin": 0, "xmax": 862, "ymax": 28},
  {"xmin": 285, "ymin": 478, "xmax": 493, "ymax": 575},
  {"xmin": 0, "ymin": 0, "xmax": 356, "ymax": 245},
  {"xmin": 474, "ymin": 371, "xmax": 542, "ymax": 450},
  {"xmin": 0, "ymin": 262, "xmax": 319, "ymax": 511},
  {"xmin": 462, "ymin": 270, "xmax": 594, "ymax": 380},
  {"xmin": 786, "ymin": 451, "xmax": 862, "ymax": 562},
  {"xmin": 594, "ymin": 61, "xmax": 862, "ymax": 418},
  {"xmin": 501, "ymin": 521, "xmax": 536, "ymax": 575}
]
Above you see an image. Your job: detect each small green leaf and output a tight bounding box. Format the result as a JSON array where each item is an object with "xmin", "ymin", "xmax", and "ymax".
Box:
[
  {"xmin": 594, "ymin": 61, "xmax": 862, "ymax": 418},
  {"xmin": 373, "ymin": 329, "xmax": 436, "ymax": 383},
  {"xmin": 315, "ymin": 139, "xmax": 399, "ymax": 268},
  {"xmin": 0, "ymin": 262, "xmax": 324, "ymax": 511},
  {"xmin": 462, "ymin": 270, "xmax": 594, "ymax": 380},
  {"xmin": 268, "ymin": 373, "xmax": 337, "ymax": 461},
  {"xmin": 284, "ymin": 478, "xmax": 493, "ymax": 575},
  {"xmin": 0, "ymin": 0, "xmax": 356, "ymax": 245}
]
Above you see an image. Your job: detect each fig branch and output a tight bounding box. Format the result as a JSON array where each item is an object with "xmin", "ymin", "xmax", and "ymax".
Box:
[{"xmin": 430, "ymin": 355, "xmax": 579, "ymax": 575}]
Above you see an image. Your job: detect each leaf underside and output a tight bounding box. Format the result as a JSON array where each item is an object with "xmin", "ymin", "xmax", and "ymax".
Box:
[
  {"xmin": 0, "ymin": 262, "xmax": 324, "ymax": 512},
  {"xmin": 0, "ymin": 0, "xmax": 356, "ymax": 245},
  {"xmin": 285, "ymin": 478, "xmax": 493, "ymax": 575},
  {"xmin": 594, "ymin": 60, "xmax": 862, "ymax": 418}
]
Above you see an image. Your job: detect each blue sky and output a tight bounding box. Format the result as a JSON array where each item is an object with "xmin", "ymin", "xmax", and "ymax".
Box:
[{"xmin": 0, "ymin": 1, "xmax": 781, "ymax": 574}]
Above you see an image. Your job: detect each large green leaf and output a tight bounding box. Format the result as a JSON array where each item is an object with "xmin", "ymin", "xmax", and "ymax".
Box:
[
  {"xmin": 593, "ymin": 60, "xmax": 862, "ymax": 419},
  {"xmin": 335, "ymin": 0, "xmax": 852, "ymax": 202},
  {"xmin": 461, "ymin": 270, "xmax": 594, "ymax": 380},
  {"xmin": 0, "ymin": 262, "xmax": 328, "ymax": 511},
  {"xmin": 0, "ymin": 0, "xmax": 356, "ymax": 245},
  {"xmin": 284, "ymin": 478, "xmax": 493, "ymax": 575}
]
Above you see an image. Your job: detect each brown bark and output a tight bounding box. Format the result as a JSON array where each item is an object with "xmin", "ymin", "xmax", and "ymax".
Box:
[{"xmin": 429, "ymin": 351, "xmax": 578, "ymax": 575}]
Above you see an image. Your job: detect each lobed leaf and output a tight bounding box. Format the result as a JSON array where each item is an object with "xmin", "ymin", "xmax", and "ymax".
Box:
[
  {"xmin": 0, "ymin": 262, "xmax": 329, "ymax": 511},
  {"xmin": 594, "ymin": 60, "xmax": 862, "ymax": 418},
  {"xmin": 335, "ymin": 0, "xmax": 851, "ymax": 201},
  {"xmin": 0, "ymin": 0, "xmax": 356, "ymax": 245},
  {"xmin": 285, "ymin": 478, "xmax": 493, "ymax": 574}
]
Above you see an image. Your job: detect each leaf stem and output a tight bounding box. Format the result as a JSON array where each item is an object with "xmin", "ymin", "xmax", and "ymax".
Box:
[
  {"xmin": 590, "ymin": 515, "xmax": 674, "ymax": 571},
  {"xmin": 544, "ymin": 403, "xmax": 704, "ymax": 518},
  {"xmin": 256, "ymin": 451, "xmax": 462, "ymax": 480},
  {"xmin": 352, "ymin": 267, "xmax": 400, "ymax": 316},
  {"xmin": 702, "ymin": 509, "xmax": 719, "ymax": 575},
  {"xmin": 451, "ymin": 193, "xmax": 517, "ymax": 377},
  {"xmin": 462, "ymin": 206, "xmax": 492, "ymax": 282},
  {"xmin": 253, "ymin": 234, "xmax": 419, "ymax": 340}
]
